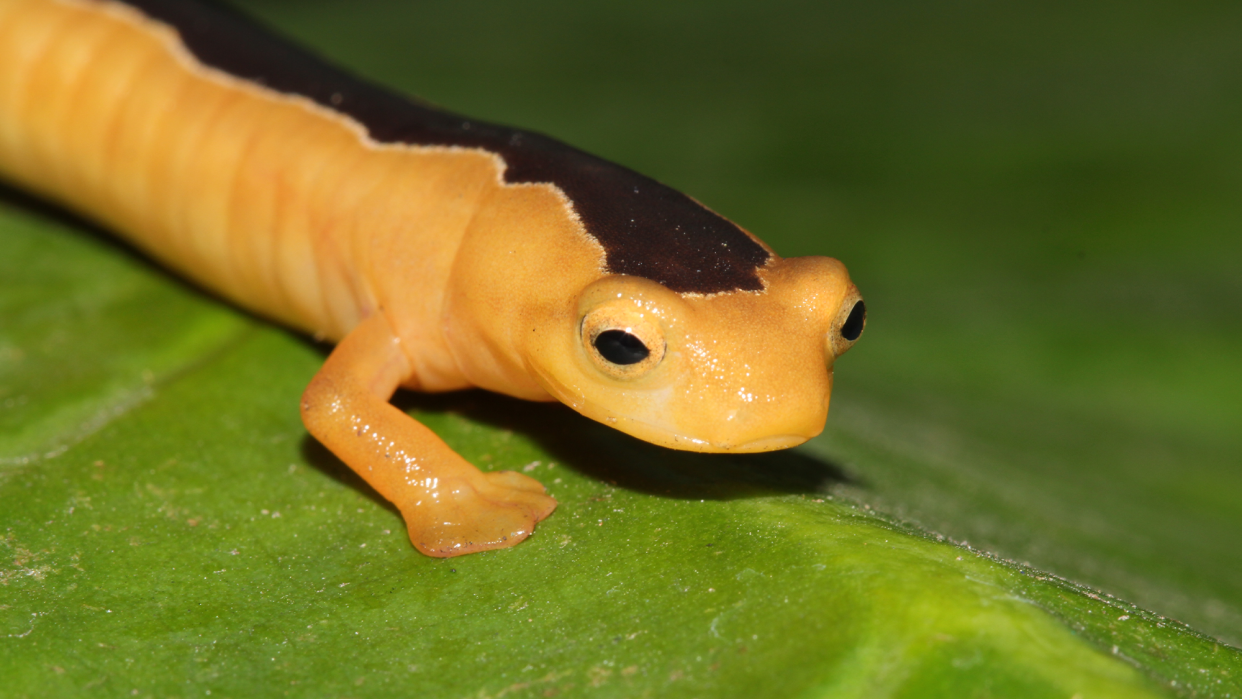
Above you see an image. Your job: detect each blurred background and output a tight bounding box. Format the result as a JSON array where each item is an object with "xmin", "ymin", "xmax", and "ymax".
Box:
[{"xmin": 232, "ymin": 0, "xmax": 1242, "ymax": 645}]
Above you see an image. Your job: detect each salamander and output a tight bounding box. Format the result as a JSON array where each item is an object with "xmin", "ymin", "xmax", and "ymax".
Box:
[{"xmin": 0, "ymin": 0, "xmax": 866, "ymax": 557}]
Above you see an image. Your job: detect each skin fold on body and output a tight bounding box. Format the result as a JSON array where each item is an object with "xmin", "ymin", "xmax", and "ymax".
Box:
[{"xmin": 0, "ymin": 0, "xmax": 866, "ymax": 557}]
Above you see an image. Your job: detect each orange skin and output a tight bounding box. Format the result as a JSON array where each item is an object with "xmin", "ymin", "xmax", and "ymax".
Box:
[{"xmin": 0, "ymin": 0, "xmax": 864, "ymax": 557}]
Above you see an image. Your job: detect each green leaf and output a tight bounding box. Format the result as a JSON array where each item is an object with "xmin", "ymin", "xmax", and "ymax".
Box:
[{"xmin": 3, "ymin": 0, "xmax": 1241, "ymax": 697}]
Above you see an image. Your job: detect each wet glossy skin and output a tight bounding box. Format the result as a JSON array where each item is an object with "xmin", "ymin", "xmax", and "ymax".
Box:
[{"xmin": 0, "ymin": 0, "xmax": 864, "ymax": 557}]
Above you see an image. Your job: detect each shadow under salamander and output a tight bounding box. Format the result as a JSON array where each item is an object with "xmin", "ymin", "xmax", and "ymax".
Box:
[
  {"xmin": 1, "ymin": 180, "xmax": 110, "ymax": 234},
  {"xmin": 302, "ymin": 389, "xmax": 856, "ymax": 509},
  {"xmin": 0, "ymin": 180, "xmax": 204, "ymax": 283},
  {"xmin": 394, "ymin": 390, "xmax": 857, "ymax": 501}
]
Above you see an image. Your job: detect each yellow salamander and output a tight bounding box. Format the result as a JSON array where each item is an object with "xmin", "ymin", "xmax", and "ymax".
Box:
[{"xmin": 0, "ymin": 0, "xmax": 866, "ymax": 557}]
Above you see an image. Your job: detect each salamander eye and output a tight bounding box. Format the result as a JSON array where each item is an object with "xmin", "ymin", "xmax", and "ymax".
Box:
[
  {"xmin": 829, "ymin": 294, "xmax": 866, "ymax": 358},
  {"xmin": 580, "ymin": 307, "xmax": 665, "ymax": 380},
  {"xmin": 841, "ymin": 301, "xmax": 866, "ymax": 341},
  {"xmin": 594, "ymin": 330, "xmax": 650, "ymax": 365}
]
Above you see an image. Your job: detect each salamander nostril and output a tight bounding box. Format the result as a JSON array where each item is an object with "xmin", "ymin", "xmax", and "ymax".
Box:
[
  {"xmin": 841, "ymin": 300, "xmax": 866, "ymax": 341},
  {"xmin": 594, "ymin": 330, "xmax": 650, "ymax": 365}
]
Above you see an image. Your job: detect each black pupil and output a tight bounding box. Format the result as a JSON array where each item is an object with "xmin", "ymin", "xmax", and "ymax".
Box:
[
  {"xmin": 594, "ymin": 330, "xmax": 650, "ymax": 365},
  {"xmin": 841, "ymin": 300, "xmax": 866, "ymax": 341}
]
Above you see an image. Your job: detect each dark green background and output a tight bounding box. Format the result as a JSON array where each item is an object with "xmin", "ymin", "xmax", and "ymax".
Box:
[{"xmin": 2, "ymin": 0, "xmax": 1240, "ymax": 696}]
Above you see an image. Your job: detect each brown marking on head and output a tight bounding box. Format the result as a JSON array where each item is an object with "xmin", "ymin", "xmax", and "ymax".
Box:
[{"xmin": 112, "ymin": 0, "xmax": 771, "ymax": 294}]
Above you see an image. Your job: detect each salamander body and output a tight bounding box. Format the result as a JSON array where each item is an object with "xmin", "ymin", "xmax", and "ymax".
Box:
[{"xmin": 0, "ymin": 0, "xmax": 866, "ymax": 556}]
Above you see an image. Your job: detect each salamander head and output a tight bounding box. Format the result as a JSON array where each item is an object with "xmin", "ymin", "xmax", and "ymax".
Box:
[{"xmin": 528, "ymin": 255, "xmax": 865, "ymax": 453}]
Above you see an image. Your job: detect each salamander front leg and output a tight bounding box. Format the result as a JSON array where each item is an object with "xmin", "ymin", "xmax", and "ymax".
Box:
[{"xmin": 300, "ymin": 313, "xmax": 557, "ymax": 557}]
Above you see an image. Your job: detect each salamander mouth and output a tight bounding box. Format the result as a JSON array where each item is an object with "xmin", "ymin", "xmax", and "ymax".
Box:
[
  {"xmin": 658, "ymin": 431, "xmax": 808, "ymax": 453},
  {"xmin": 595, "ymin": 414, "xmax": 809, "ymax": 454},
  {"xmin": 529, "ymin": 365, "xmax": 810, "ymax": 453},
  {"xmin": 727, "ymin": 434, "xmax": 808, "ymax": 452}
]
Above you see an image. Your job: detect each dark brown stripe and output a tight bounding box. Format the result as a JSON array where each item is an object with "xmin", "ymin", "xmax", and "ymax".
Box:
[{"xmin": 110, "ymin": 0, "xmax": 771, "ymax": 294}]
